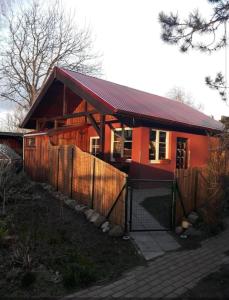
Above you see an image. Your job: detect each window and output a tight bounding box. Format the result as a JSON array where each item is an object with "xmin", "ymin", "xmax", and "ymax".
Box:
[
  {"xmin": 112, "ymin": 128, "xmax": 132, "ymax": 161},
  {"xmin": 149, "ymin": 129, "xmax": 168, "ymax": 161},
  {"xmin": 90, "ymin": 137, "xmax": 100, "ymax": 157},
  {"xmin": 26, "ymin": 137, "xmax": 36, "ymax": 147}
]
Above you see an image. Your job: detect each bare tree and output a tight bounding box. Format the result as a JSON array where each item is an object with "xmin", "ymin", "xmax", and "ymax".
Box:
[
  {"xmin": 167, "ymin": 86, "xmax": 204, "ymax": 111},
  {"xmin": 0, "ymin": 0, "xmax": 15, "ymax": 18},
  {"xmin": 0, "ymin": 0, "xmax": 102, "ymax": 110},
  {"xmin": 4, "ymin": 106, "xmax": 27, "ymax": 133}
]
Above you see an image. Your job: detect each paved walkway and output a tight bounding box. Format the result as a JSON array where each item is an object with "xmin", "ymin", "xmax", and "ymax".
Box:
[
  {"xmin": 130, "ymin": 187, "xmax": 180, "ymax": 260},
  {"xmin": 64, "ymin": 219, "xmax": 229, "ymax": 299}
]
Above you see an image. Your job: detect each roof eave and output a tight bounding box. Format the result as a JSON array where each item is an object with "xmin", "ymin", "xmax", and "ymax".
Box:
[{"xmin": 115, "ymin": 110, "xmax": 223, "ymax": 134}]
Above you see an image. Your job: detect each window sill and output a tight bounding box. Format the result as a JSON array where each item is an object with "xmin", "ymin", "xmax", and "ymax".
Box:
[
  {"xmin": 111, "ymin": 158, "xmax": 132, "ymax": 163},
  {"xmin": 149, "ymin": 159, "xmax": 171, "ymax": 164}
]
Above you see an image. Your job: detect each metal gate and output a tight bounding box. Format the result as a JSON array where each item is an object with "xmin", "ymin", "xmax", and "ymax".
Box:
[{"xmin": 126, "ymin": 179, "xmax": 176, "ymax": 232}]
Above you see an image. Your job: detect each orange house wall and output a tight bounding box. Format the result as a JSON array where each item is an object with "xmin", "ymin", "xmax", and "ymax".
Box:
[
  {"xmin": 87, "ymin": 125, "xmax": 212, "ymax": 179},
  {"xmin": 129, "ymin": 127, "xmax": 211, "ymax": 179}
]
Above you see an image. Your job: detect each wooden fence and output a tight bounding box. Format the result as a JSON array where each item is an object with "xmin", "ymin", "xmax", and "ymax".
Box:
[
  {"xmin": 24, "ymin": 137, "xmax": 127, "ymax": 226},
  {"xmin": 175, "ymin": 167, "xmax": 224, "ymax": 223}
]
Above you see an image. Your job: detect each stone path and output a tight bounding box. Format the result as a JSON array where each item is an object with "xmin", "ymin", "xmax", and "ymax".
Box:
[
  {"xmin": 130, "ymin": 187, "xmax": 180, "ymax": 260},
  {"xmin": 130, "ymin": 187, "xmax": 170, "ymax": 231},
  {"xmin": 131, "ymin": 231, "xmax": 180, "ymax": 260},
  {"xmin": 64, "ymin": 219, "xmax": 229, "ymax": 299}
]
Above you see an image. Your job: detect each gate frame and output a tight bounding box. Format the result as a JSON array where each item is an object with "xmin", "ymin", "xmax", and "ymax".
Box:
[{"xmin": 125, "ymin": 178, "xmax": 177, "ymax": 233}]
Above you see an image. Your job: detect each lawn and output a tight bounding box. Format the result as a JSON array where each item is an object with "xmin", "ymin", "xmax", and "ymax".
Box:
[{"xmin": 0, "ymin": 172, "xmax": 142, "ymax": 298}]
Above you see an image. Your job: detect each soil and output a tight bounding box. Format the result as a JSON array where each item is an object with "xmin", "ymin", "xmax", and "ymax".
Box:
[
  {"xmin": 181, "ymin": 256, "xmax": 229, "ymax": 299},
  {"xmin": 0, "ymin": 173, "xmax": 143, "ymax": 298}
]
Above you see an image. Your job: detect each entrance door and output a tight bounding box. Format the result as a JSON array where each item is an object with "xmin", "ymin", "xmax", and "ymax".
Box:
[{"xmin": 176, "ymin": 137, "xmax": 188, "ymax": 169}]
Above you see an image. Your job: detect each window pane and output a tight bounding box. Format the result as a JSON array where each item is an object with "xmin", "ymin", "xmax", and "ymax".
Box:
[
  {"xmin": 159, "ymin": 143, "xmax": 166, "ymax": 159},
  {"xmin": 123, "ymin": 141, "xmax": 132, "ymax": 159},
  {"xmin": 114, "ymin": 130, "xmax": 122, "ymax": 141},
  {"xmin": 149, "ymin": 141, "xmax": 156, "ymax": 160},
  {"xmin": 113, "ymin": 128, "xmax": 132, "ymax": 160},
  {"xmin": 124, "ymin": 129, "xmax": 132, "ymax": 141},
  {"xmin": 150, "ymin": 130, "xmax": 156, "ymax": 141},
  {"xmin": 113, "ymin": 142, "xmax": 122, "ymax": 158},
  {"xmin": 159, "ymin": 131, "xmax": 166, "ymax": 143},
  {"xmin": 91, "ymin": 138, "xmax": 100, "ymax": 157}
]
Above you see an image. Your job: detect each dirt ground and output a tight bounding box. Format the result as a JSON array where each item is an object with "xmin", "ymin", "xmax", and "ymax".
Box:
[
  {"xmin": 0, "ymin": 173, "xmax": 143, "ymax": 298},
  {"xmin": 182, "ymin": 255, "xmax": 229, "ymax": 299}
]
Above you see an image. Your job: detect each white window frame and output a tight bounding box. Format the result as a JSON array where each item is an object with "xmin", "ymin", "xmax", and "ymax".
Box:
[
  {"xmin": 149, "ymin": 129, "xmax": 169, "ymax": 163},
  {"xmin": 111, "ymin": 127, "xmax": 132, "ymax": 162},
  {"xmin": 90, "ymin": 136, "xmax": 100, "ymax": 157}
]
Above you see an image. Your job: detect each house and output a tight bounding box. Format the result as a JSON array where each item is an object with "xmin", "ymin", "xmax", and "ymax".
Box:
[
  {"xmin": 0, "ymin": 132, "xmax": 23, "ymax": 156},
  {"xmin": 22, "ymin": 67, "xmax": 223, "ymax": 180}
]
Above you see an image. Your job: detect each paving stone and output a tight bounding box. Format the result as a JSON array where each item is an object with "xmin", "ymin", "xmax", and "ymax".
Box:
[{"xmin": 62, "ymin": 217, "xmax": 229, "ymax": 300}]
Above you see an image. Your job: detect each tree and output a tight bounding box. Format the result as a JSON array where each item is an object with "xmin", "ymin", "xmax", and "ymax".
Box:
[
  {"xmin": 159, "ymin": 0, "xmax": 229, "ymax": 101},
  {"xmin": 0, "ymin": 0, "xmax": 102, "ymax": 110},
  {"xmin": 0, "ymin": 0, "xmax": 14, "ymax": 18},
  {"xmin": 4, "ymin": 106, "xmax": 27, "ymax": 133},
  {"xmin": 167, "ymin": 86, "xmax": 204, "ymax": 111}
]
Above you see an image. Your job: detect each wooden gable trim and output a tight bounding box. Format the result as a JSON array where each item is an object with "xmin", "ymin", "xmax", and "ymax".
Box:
[
  {"xmin": 87, "ymin": 114, "xmax": 101, "ymax": 137},
  {"xmin": 21, "ymin": 71, "xmax": 56, "ymax": 128},
  {"xmin": 56, "ymin": 70, "xmax": 113, "ymax": 115}
]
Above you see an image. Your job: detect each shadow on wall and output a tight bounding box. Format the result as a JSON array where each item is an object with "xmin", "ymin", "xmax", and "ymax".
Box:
[{"xmin": 129, "ymin": 161, "xmax": 174, "ymax": 180}]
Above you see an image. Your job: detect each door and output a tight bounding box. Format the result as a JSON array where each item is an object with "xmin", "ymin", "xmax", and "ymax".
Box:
[{"xmin": 176, "ymin": 137, "xmax": 188, "ymax": 169}]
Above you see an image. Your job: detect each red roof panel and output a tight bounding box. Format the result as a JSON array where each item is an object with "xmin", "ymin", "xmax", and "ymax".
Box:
[{"xmin": 60, "ymin": 68, "xmax": 223, "ymax": 132}]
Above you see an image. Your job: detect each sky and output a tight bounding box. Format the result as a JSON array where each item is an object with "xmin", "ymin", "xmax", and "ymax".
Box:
[{"xmin": 0, "ymin": 0, "xmax": 228, "ymax": 127}]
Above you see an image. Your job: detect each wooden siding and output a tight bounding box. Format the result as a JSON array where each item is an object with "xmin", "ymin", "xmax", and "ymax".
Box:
[
  {"xmin": 24, "ymin": 135, "xmax": 127, "ymax": 226},
  {"xmin": 175, "ymin": 167, "xmax": 223, "ymax": 223}
]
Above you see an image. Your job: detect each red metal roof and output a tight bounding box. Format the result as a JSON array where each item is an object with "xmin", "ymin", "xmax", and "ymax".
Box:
[
  {"xmin": 22, "ymin": 67, "xmax": 223, "ymax": 132},
  {"xmin": 59, "ymin": 68, "xmax": 223, "ymax": 132}
]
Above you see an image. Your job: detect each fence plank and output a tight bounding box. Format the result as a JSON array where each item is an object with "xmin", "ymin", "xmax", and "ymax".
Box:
[{"xmin": 24, "ymin": 135, "xmax": 127, "ymax": 226}]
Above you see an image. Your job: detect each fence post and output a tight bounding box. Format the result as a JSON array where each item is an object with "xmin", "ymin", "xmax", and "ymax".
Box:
[
  {"xmin": 171, "ymin": 179, "xmax": 177, "ymax": 229},
  {"xmin": 194, "ymin": 169, "xmax": 199, "ymax": 211},
  {"xmin": 56, "ymin": 148, "xmax": 60, "ymax": 191},
  {"xmin": 124, "ymin": 178, "xmax": 129, "ymax": 234},
  {"xmin": 70, "ymin": 147, "xmax": 74, "ymax": 198},
  {"xmin": 91, "ymin": 157, "xmax": 96, "ymax": 209}
]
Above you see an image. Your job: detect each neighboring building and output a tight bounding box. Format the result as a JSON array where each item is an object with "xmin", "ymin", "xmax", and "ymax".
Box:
[
  {"xmin": 0, "ymin": 132, "xmax": 23, "ymax": 156},
  {"xmin": 22, "ymin": 67, "xmax": 223, "ymax": 179},
  {"xmin": 0, "ymin": 144, "xmax": 22, "ymax": 170}
]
